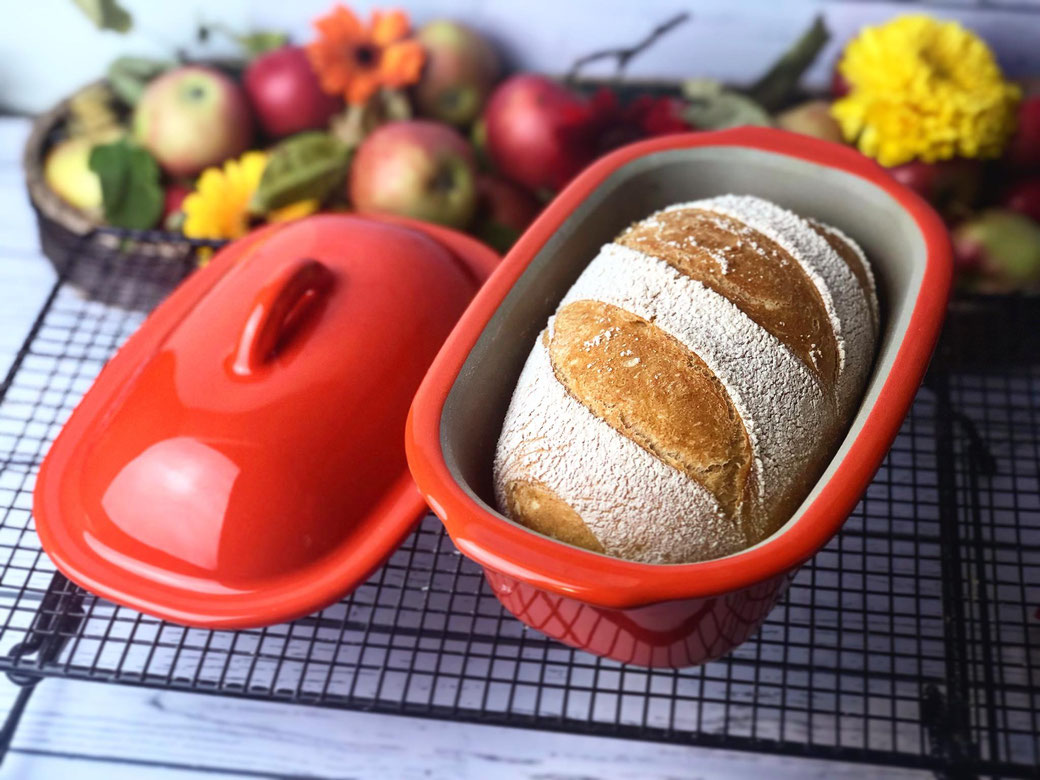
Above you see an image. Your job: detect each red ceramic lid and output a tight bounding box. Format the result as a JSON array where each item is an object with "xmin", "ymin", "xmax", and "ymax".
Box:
[{"xmin": 34, "ymin": 214, "xmax": 498, "ymax": 628}]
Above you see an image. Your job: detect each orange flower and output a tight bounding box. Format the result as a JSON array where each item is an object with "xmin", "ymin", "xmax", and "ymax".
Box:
[{"xmin": 307, "ymin": 5, "xmax": 425, "ymax": 105}]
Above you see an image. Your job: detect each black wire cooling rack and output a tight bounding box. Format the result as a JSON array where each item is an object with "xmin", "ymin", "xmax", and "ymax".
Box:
[{"xmin": 0, "ymin": 232, "xmax": 1036, "ymax": 778}]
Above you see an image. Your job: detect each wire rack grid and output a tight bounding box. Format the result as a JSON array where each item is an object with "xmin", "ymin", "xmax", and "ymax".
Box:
[{"xmin": 0, "ymin": 234, "xmax": 1036, "ymax": 778}]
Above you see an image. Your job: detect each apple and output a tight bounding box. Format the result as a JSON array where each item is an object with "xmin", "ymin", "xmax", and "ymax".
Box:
[
  {"xmin": 414, "ymin": 20, "xmax": 499, "ymax": 127},
  {"xmin": 888, "ymin": 158, "xmax": 982, "ymax": 220},
  {"xmin": 483, "ymin": 74, "xmax": 595, "ymax": 194},
  {"xmin": 776, "ymin": 100, "xmax": 844, "ymax": 143},
  {"xmin": 1005, "ymin": 96, "xmax": 1040, "ymax": 171},
  {"xmin": 43, "ymin": 128, "xmax": 123, "ymax": 216},
  {"xmin": 348, "ymin": 120, "xmax": 477, "ymax": 228},
  {"xmin": 469, "ymin": 116, "xmax": 493, "ymax": 171},
  {"xmin": 952, "ymin": 209, "xmax": 1040, "ymax": 291},
  {"xmin": 133, "ymin": 65, "xmax": 253, "ymax": 177},
  {"xmin": 472, "ymin": 174, "xmax": 541, "ymax": 251},
  {"xmin": 45, "ymin": 137, "xmax": 104, "ymax": 215},
  {"xmin": 1001, "ymin": 177, "xmax": 1040, "ymax": 223},
  {"xmin": 245, "ymin": 46, "xmax": 341, "ymax": 139}
]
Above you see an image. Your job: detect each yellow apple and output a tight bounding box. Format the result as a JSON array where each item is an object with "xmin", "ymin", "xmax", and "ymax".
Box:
[{"xmin": 43, "ymin": 129, "xmax": 122, "ymax": 216}]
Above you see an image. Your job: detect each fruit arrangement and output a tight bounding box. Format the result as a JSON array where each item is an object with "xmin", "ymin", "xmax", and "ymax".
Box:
[{"xmin": 38, "ymin": 5, "xmax": 1040, "ymax": 292}]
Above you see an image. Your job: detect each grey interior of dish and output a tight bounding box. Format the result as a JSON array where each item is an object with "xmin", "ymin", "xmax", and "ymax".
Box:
[{"xmin": 441, "ymin": 145, "xmax": 928, "ymax": 559}]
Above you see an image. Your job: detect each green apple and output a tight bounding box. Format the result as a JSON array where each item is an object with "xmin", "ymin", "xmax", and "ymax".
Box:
[
  {"xmin": 348, "ymin": 120, "xmax": 477, "ymax": 228},
  {"xmin": 414, "ymin": 20, "xmax": 499, "ymax": 126},
  {"xmin": 952, "ymin": 209, "xmax": 1040, "ymax": 293},
  {"xmin": 776, "ymin": 100, "xmax": 844, "ymax": 144}
]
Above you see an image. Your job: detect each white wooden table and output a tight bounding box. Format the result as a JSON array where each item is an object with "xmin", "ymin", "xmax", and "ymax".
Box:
[{"xmin": 0, "ymin": 116, "xmax": 926, "ymax": 780}]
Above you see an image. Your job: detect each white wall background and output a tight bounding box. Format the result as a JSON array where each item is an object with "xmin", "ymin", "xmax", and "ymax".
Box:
[{"xmin": 2, "ymin": 0, "xmax": 1040, "ymax": 114}]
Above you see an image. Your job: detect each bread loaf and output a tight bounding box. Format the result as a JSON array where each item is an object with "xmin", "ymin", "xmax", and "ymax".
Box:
[{"xmin": 493, "ymin": 195, "xmax": 878, "ymax": 564}]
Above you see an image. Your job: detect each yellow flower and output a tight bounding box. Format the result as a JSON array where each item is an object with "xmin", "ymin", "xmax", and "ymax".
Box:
[
  {"xmin": 183, "ymin": 152, "xmax": 268, "ymax": 241},
  {"xmin": 267, "ymin": 199, "xmax": 321, "ymax": 223},
  {"xmin": 831, "ymin": 15, "xmax": 1020, "ymax": 166}
]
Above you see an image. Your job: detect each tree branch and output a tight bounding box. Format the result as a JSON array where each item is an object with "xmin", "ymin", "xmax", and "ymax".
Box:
[{"xmin": 566, "ymin": 12, "xmax": 691, "ymax": 84}]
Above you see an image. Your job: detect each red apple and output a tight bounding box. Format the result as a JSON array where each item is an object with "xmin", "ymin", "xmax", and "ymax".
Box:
[
  {"xmin": 414, "ymin": 21, "xmax": 499, "ymax": 126},
  {"xmin": 888, "ymin": 158, "xmax": 982, "ymax": 220},
  {"xmin": 483, "ymin": 74, "xmax": 595, "ymax": 194},
  {"xmin": 1005, "ymin": 96, "xmax": 1040, "ymax": 171},
  {"xmin": 472, "ymin": 174, "xmax": 541, "ymax": 251},
  {"xmin": 1002, "ymin": 177, "xmax": 1040, "ymax": 223},
  {"xmin": 133, "ymin": 66, "xmax": 253, "ymax": 177},
  {"xmin": 349, "ymin": 120, "xmax": 477, "ymax": 228},
  {"xmin": 245, "ymin": 46, "xmax": 341, "ymax": 139}
]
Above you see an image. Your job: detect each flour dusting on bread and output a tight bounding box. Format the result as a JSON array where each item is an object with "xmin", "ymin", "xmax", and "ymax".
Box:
[
  {"xmin": 494, "ymin": 194, "xmax": 878, "ymax": 564},
  {"xmin": 493, "ymin": 336, "xmax": 744, "ymax": 564},
  {"xmin": 680, "ymin": 196, "xmax": 875, "ymax": 419}
]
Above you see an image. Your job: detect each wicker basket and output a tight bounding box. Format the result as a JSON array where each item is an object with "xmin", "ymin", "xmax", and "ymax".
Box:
[{"xmin": 23, "ymin": 84, "xmax": 227, "ymax": 310}]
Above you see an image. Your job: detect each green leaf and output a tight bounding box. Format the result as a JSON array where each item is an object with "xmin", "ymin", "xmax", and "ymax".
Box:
[
  {"xmin": 681, "ymin": 79, "xmax": 772, "ymax": 130},
  {"xmin": 475, "ymin": 220, "xmax": 521, "ymax": 254},
  {"xmin": 72, "ymin": 0, "xmax": 132, "ymax": 33},
  {"xmin": 88, "ymin": 139, "xmax": 164, "ymax": 230},
  {"xmin": 237, "ymin": 31, "xmax": 289, "ymax": 58},
  {"xmin": 252, "ymin": 132, "xmax": 351, "ymax": 213},
  {"xmin": 107, "ymin": 56, "xmax": 172, "ymax": 106},
  {"xmin": 747, "ymin": 15, "xmax": 830, "ymax": 113}
]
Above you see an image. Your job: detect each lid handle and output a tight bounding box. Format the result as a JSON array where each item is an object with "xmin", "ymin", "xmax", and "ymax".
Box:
[{"xmin": 231, "ymin": 259, "xmax": 335, "ymax": 377}]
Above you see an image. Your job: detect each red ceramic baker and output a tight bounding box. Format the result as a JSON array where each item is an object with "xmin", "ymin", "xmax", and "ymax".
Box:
[
  {"xmin": 406, "ymin": 127, "xmax": 953, "ymax": 668},
  {"xmin": 34, "ymin": 214, "xmax": 498, "ymax": 628}
]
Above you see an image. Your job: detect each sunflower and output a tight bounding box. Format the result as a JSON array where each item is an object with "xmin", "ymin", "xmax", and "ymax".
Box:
[
  {"xmin": 182, "ymin": 151, "xmax": 268, "ymax": 243},
  {"xmin": 307, "ymin": 5, "xmax": 425, "ymax": 105},
  {"xmin": 831, "ymin": 15, "xmax": 1020, "ymax": 166}
]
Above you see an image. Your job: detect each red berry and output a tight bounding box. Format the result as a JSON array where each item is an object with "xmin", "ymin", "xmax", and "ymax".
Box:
[
  {"xmin": 1002, "ymin": 177, "xmax": 1040, "ymax": 223},
  {"xmin": 162, "ymin": 184, "xmax": 190, "ymax": 220},
  {"xmin": 831, "ymin": 69, "xmax": 851, "ymax": 98},
  {"xmin": 888, "ymin": 159, "xmax": 982, "ymax": 220}
]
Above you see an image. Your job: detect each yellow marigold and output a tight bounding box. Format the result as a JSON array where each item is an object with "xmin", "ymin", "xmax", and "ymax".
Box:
[
  {"xmin": 831, "ymin": 15, "xmax": 1020, "ymax": 166},
  {"xmin": 183, "ymin": 151, "xmax": 268, "ymax": 241}
]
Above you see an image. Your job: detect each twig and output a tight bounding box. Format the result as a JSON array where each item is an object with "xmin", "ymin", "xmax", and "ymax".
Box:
[{"xmin": 566, "ymin": 12, "xmax": 690, "ymax": 84}]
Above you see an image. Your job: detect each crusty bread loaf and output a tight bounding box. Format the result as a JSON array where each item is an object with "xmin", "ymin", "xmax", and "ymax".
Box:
[{"xmin": 493, "ymin": 195, "xmax": 878, "ymax": 564}]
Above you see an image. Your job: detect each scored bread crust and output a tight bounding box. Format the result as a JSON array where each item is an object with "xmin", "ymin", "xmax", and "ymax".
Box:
[
  {"xmin": 493, "ymin": 195, "xmax": 878, "ymax": 564},
  {"xmin": 618, "ymin": 207, "xmax": 839, "ymax": 389},
  {"xmin": 495, "ymin": 334, "xmax": 742, "ymax": 564},
  {"xmin": 684, "ymin": 196, "xmax": 875, "ymax": 420}
]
